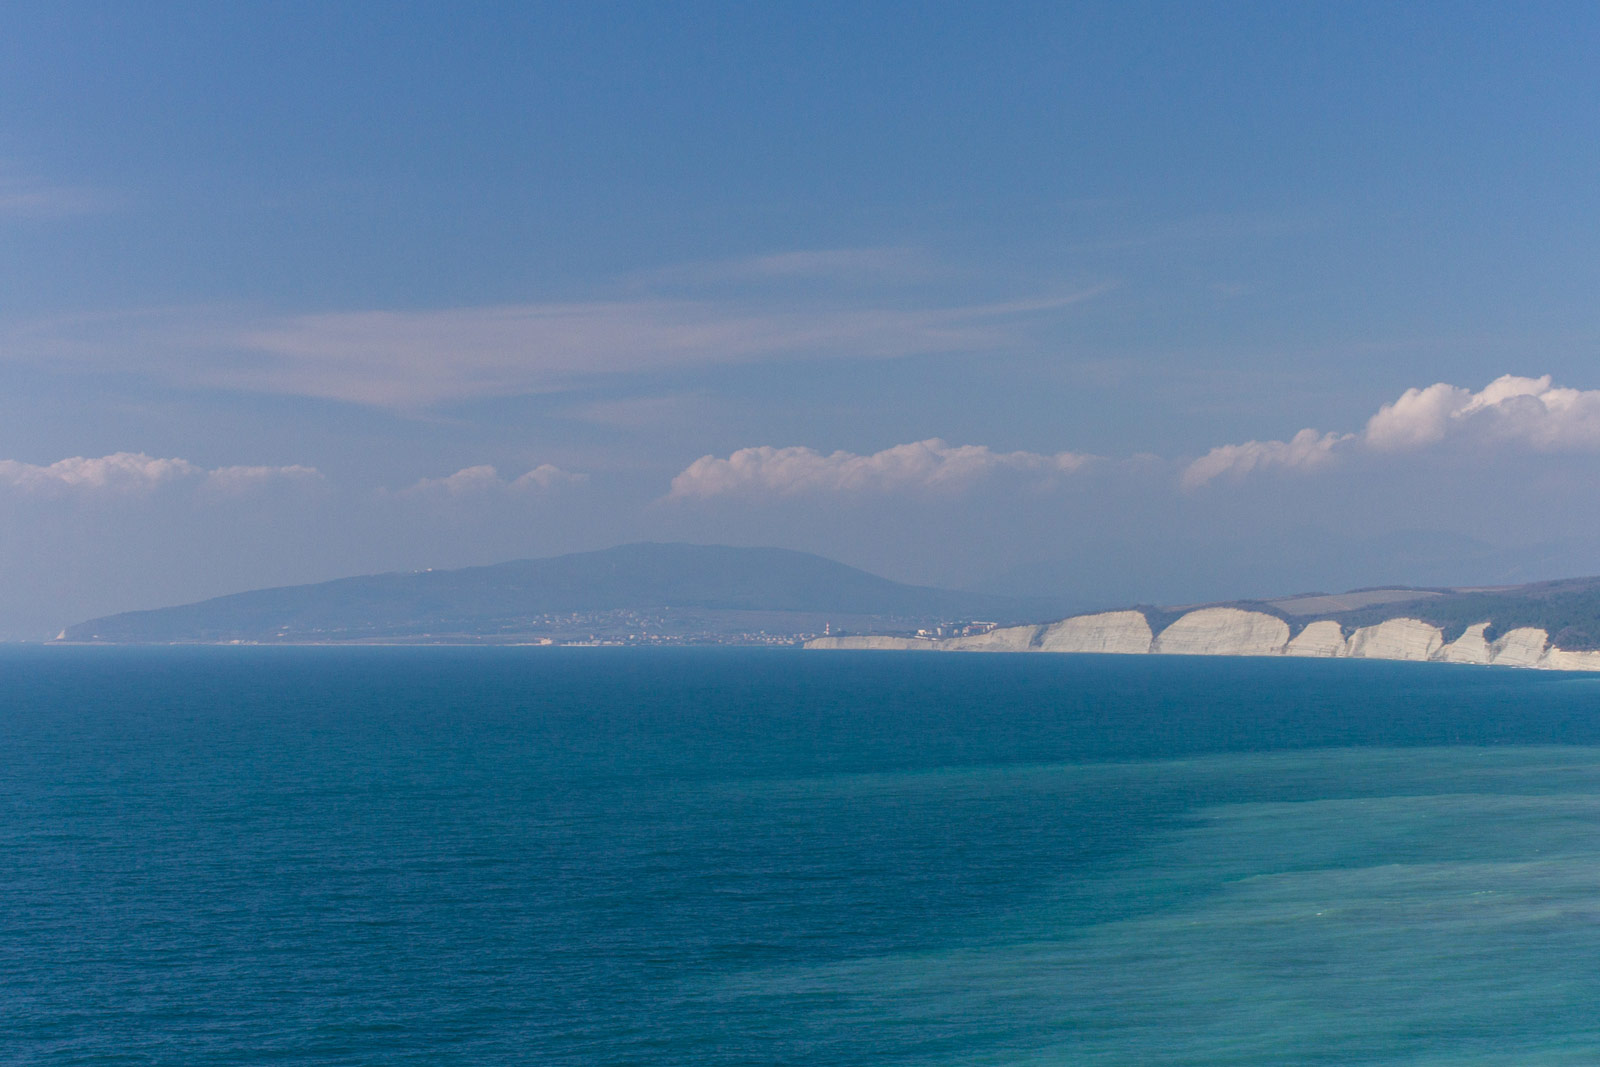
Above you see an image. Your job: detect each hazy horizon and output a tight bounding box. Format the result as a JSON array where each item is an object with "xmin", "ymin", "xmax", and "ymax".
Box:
[{"xmin": 5, "ymin": 3, "xmax": 1600, "ymax": 637}]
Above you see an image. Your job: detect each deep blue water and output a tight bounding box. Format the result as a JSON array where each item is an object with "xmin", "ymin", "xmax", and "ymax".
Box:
[{"xmin": 4, "ymin": 647, "xmax": 1600, "ymax": 1064}]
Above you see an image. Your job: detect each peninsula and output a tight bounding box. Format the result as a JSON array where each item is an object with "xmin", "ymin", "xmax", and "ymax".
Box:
[
  {"xmin": 54, "ymin": 543, "xmax": 1055, "ymax": 645},
  {"xmin": 807, "ymin": 578, "xmax": 1600, "ymax": 671}
]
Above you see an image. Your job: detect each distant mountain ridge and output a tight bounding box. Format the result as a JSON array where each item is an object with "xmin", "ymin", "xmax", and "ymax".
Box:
[{"xmin": 59, "ymin": 543, "xmax": 1054, "ymax": 643}]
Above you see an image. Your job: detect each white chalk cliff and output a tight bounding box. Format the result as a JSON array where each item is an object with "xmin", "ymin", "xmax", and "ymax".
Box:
[
  {"xmin": 1037, "ymin": 611, "xmax": 1153, "ymax": 654},
  {"xmin": 1151, "ymin": 607, "xmax": 1290, "ymax": 656},
  {"xmin": 943, "ymin": 624, "xmax": 1041, "ymax": 652},
  {"xmin": 808, "ymin": 608, "xmax": 1600, "ymax": 672},
  {"xmin": 1284, "ymin": 620, "xmax": 1347, "ymax": 657},
  {"xmin": 1436, "ymin": 622, "xmax": 1492, "ymax": 664},
  {"xmin": 1345, "ymin": 617, "xmax": 1444, "ymax": 662},
  {"xmin": 1489, "ymin": 627, "xmax": 1549, "ymax": 668}
]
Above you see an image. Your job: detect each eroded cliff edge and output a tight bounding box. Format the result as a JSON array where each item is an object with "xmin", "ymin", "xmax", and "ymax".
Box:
[{"xmin": 806, "ymin": 605, "xmax": 1600, "ymax": 671}]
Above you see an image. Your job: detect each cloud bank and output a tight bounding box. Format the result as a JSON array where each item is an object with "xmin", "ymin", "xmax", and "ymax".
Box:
[
  {"xmin": 669, "ymin": 439, "xmax": 1092, "ymax": 499},
  {"xmin": 0, "ymin": 452, "xmax": 320, "ymax": 495},
  {"xmin": 1180, "ymin": 430, "xmax": 1351, "ymax": 490},
  {"xmin": 1185, "ymin": 374, "xmax": 1600, "ymax": 488},
  {"xmin": 1364, "ymin": 375, "xmax": 1600, "ymax": 452}
]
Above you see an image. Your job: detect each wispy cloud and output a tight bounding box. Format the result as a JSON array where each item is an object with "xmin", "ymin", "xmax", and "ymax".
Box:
[
  {"xmin": 565, "ymin": 393, "xmax": 717, "ymax": 429},
  {"xmin": 0, "ymin": 452, "xmax": 320, "ymax": 495},
  {"xmin": 669, "ymin": 439, "xmax": 1092, "ymax": 499},
  {"xmin": 0, "ymin": 170, "xmax": 119, "ymax": 220},
  {"xmin": 632, "ymin": 246, "xmax": 941, "ymax": 287},
  {"xmin": 1184, "ymin": 374, "xmax": 1600, "ymax": 488},
  {"xmin": 2, "ymin": 283, "xmax": 1109, "ymax": 409},
  {"xmin": 219, "ymin": 291, "xmax": 1100, "ymax": 408}
]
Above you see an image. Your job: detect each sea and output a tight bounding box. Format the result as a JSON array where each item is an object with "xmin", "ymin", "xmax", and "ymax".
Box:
[{"xmin": 4, "ymin": 646, "xmax": 1600, "ymax": 1065}]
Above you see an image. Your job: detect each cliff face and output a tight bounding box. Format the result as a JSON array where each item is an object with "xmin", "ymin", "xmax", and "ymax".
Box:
[
  {"xmin": 807, "ymin": 607, "xmax": 1600, "ymax": 672},
  {"xmin": 1151, "ymin": 607, "xmax": 1290, "ymax": 657},
  {"xmin": 1037, "ymin": 611, "xmax": 1152, "ymax": 654},
  {"xmin": 1541, "ymin": 647, "xmax": 1600, "ymax": 670},
  {"xmin": 1489, "ymin": 627, "xmax": 1549, "ymax": 668},
  {"xmin": 943, "ymin": 624, "xmax": 1041, "ymax": 651},
  {"xmin": 805, "ymin": 635, "xmax": 939, "ymax": 651},
  {"xmin": 1437, "ymin": 622, "xmax": 1492, "ymax": 664},
  {"xmin": 1285, "ymin": 620, "xmax": 1346, "ymax": 657},
  {"xmin": 1345, "ymin": 618, "xmax": 1444, "ymax": 662}
]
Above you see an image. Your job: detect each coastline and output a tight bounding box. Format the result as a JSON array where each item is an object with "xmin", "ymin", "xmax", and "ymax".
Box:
[{"xmin": 805, "ymin": 607, "xmax": 1600, "ymax": 672}]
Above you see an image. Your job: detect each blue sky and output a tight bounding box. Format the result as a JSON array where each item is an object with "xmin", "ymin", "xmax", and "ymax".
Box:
[{"xmin": 2, "ymin": 2, "xmax": 1599, "ymax": 635}]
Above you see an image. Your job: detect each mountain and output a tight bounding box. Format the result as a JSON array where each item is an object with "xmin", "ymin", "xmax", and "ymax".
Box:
[{"xmin": 58, "ymin": 543, "xmax": 1055, "ymax": 644}]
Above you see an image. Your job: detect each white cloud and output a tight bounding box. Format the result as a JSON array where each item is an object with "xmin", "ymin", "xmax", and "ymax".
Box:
[
  {"xmin": 669, "ymin": 439, "xmax": 1092, "ymax": 499},
  {"xmin": 1361, "ymin": 381, "xmax": 1473, "ymax": 450},
  {"xmin": 400, "ymin": 463, "xmax": 586, "ymax": 496},
  {"xmin": 404, "ymin": 464, "xmax": 502, "ymax": 495},
  {"xmin": 1365, "ymin": 374, "xmax": 1600, "ymax": 452},
  {"xmin": 1181, "ymin": 430, "xmax": 1351, "ymax": 490},
  {"xmin": 511, "ymin": 464, "xmax": 585, "ymax": 491},
  {"xmin": 1185, "ymin": 374, "xmax": 1600, "ymax": 489},
  {"xmin": 0, "ymin": 453, "xmax": 199, "ymax": 492},
  {"xmin": 0, "ymin": 453, "xmax": 321, "ymax": 495},
  {"xmin": 204, "ymin": 464, "xmax": 323, "ymax": 492}
]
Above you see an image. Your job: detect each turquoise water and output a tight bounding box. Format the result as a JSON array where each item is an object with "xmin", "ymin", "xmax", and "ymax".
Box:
[{"xmin": 3, "ymin": 648, "xmax": 1600, "ymax": 1063}]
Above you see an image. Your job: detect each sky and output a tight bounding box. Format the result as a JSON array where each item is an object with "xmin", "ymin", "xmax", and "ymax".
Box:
[{"xmin": 2, "ymin": 1, "xmax": 1599, "ymax": 637}]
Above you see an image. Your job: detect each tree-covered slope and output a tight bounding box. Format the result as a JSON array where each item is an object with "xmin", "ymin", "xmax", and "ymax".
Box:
[{"xmin": 1322, "ymin": 577, "xmax": 1600, "ymax": 650}]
